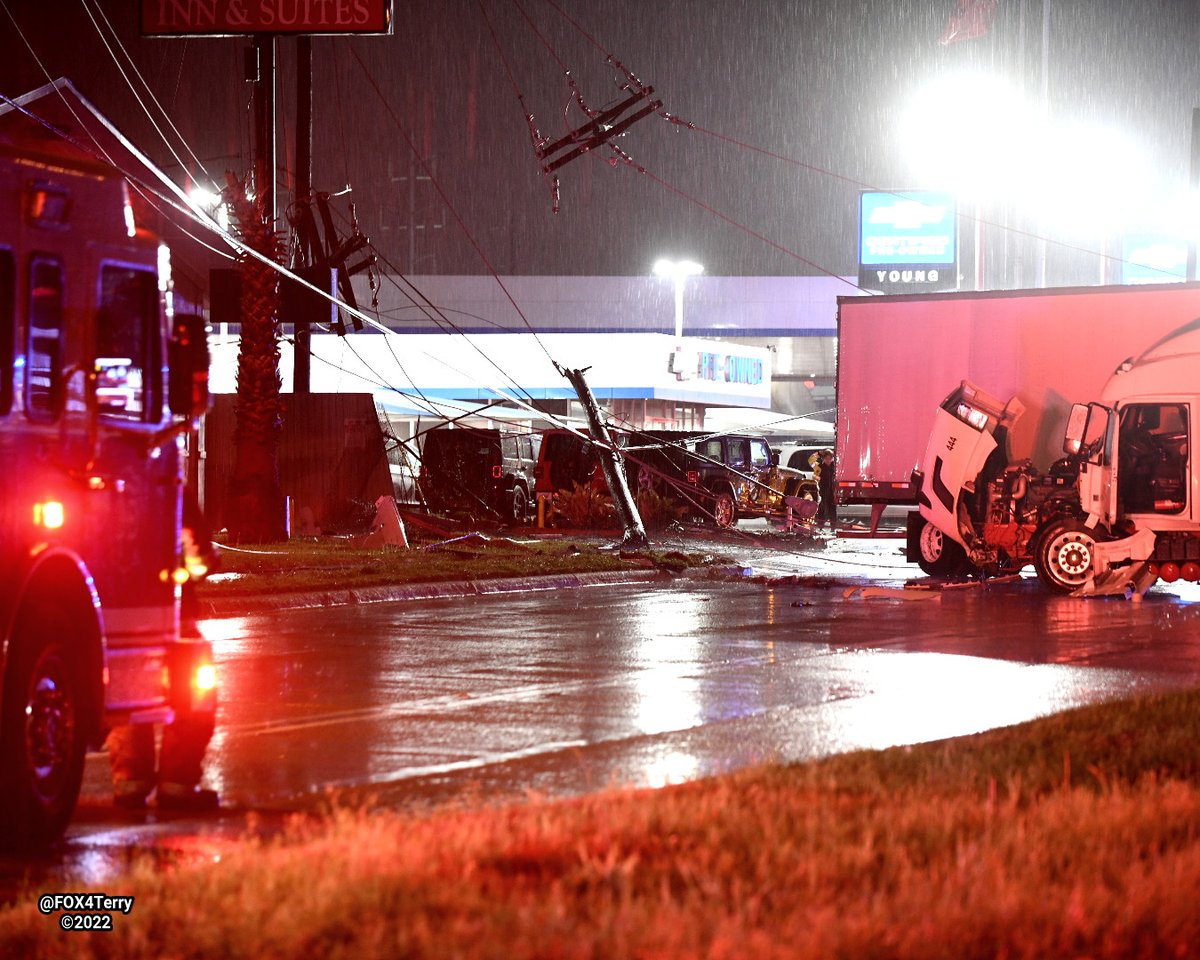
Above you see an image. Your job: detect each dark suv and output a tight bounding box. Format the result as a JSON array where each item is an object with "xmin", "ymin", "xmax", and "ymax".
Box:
[
  {"xmin": 418, "ymin": 427, "xmax": 540, "ymax": 524},
  {"xmin": 623, "ymin": 430, "xmax": 814, "ymax": 528},
  {"xmin": 534, "ymin": 429, "xmax": 605, "ymax": 497}
]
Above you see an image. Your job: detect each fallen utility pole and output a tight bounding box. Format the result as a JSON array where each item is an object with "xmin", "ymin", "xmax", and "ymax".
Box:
[{"xmin": 560, "ymin": 366, "xmax": 648, "ymax": 549}]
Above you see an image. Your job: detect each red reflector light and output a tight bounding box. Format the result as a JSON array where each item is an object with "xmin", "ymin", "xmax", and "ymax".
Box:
[
  {"xmin": 687, "ymin": 471, "xmax": 699, "ymax": 485},
  {"xmin": 492, "ymin": 465, "xmax": 503, "ymax": 479}
]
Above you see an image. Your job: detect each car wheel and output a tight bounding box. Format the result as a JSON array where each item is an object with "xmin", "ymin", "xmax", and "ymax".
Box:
[
  {"xmin": 914, "ymin": 515, "xmax": 968, "ymax": 577},
  {"xmin": 711, "ymin": 490, "xmax": 737, "ymax": 529},
  {"xmin": 510, "ymin": 486, "xmax": 528, "ymax": 525},
  {"xmin": 1034, "ymin": 519, "xmax": 1099, "ymax": 594}
]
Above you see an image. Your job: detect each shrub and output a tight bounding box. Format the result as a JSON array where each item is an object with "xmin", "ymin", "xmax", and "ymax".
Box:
[
  {"xmin": 551, "ymin": 482, "xmax": 616, "ymax": 529},
  {"xmin": 636, "ymin": 486, "xmax": 688, "ymax": 530}
]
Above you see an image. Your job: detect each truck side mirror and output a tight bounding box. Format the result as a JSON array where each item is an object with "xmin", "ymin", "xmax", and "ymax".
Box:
[
  {"xmin": 168, "ymin": 312, "xmax": 210, "ymax": 419},
  {"xmin": 1063, "ymin": 403, "xmax": 1089, "ymax": 455}
]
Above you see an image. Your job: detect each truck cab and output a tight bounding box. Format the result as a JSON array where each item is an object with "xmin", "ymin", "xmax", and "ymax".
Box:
[
  {"xmin": 1055, "ymin": 392, "xmax": 1198, "ymax": 594},
  {"xmin": 911, "ymin": 322, "xmax": 1200, "ymax": 595},
  {"xmin": 909, "ymin": 380, "xmax": 1081, "ymax": 588}
]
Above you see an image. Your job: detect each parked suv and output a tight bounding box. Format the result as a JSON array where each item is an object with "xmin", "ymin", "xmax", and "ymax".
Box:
[
  {"xmin": 418, "ymin": 426, "xmax": 540, "ymax": 524},
  {"xmin": 773, "ymin": 442, "xmax": 827, "ymax": 478},
  {"xmin": 623, "ymin": 431, "xmax": 815, "ymax": 528}
]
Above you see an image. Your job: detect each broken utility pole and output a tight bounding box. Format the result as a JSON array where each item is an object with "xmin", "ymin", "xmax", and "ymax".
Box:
[{"xmin": 560, "ymin": 366, "xmax": 648, "ymax": 549}]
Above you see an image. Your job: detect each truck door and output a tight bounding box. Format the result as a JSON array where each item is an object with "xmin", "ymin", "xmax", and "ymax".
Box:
[
  {"xmin": 1114, "ymin": 402, "xmax": 1190, "ymax": 520},
  {"xmin": 1067, "ymin": 402, "xmax": 1116, "ymax": 526}
]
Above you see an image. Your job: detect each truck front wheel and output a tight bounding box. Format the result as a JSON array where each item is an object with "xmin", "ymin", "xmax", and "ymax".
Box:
[
  {"xmin": 914, "ymin": 515, "xmax": 968, "ymax": 576},
  {"xmin": 1034, "ymin": 519, "xmax": 1099, "ymax": 594},
  {"xmin": 0, "ymin": 616, "xmax": 87, "ymax": 851}
]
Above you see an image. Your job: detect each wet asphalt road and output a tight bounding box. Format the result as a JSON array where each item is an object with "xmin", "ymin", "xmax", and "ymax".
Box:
[
  {"xmin": 9, "ymin": 534, "xmax": 1200, "ymax": 891},
  {"xmin": 197, "ymin": 577, "xmax": 1199, "ymax": 813}
]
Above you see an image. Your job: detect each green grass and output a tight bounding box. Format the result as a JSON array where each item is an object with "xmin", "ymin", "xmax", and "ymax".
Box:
[
  {"xmin": 200, "ymin": 536, "xmax": 718, "ymax": 601},
  {"xmin": 4, "ymin": 690, "xmax": 1199, "ymax": 958}
]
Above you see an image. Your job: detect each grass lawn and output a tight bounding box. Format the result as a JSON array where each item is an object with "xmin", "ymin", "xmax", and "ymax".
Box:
[
  {"xmin": 3, "ymin": 689, "xmax": 1198, "ymax": 958},
  {"xmin": 198, "ymin": 534, "xmax": 723, "ymax": 603}
]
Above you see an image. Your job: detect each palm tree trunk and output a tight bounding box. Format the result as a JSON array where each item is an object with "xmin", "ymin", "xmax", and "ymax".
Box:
[{"xmin": 224, "ymin": 174, "xmax": 287, "ymax": 543}]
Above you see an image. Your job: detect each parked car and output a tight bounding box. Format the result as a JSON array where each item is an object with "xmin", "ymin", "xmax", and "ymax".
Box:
[
  {"xmin": 623, "ymin": 430, "xmax": 816, "ymax": 528},
  {"xmin": 773, "ymin": 442, "xmax": 828, "ymax": 478},
  {"xmin": 418, "ymin": 426, "xmax": 541, "ymax": 524}
]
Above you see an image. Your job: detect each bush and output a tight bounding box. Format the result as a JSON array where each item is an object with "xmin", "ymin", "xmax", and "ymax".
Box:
[
  {"xmin": 636, "ymin": 485, "xmax": 688, "ymax": 530},
  {"xmin": 550, "ymin": 482, "xmax": 616, "ymax": 529}
]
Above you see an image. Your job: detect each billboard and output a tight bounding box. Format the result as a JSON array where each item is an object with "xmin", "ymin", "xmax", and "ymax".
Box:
[
  {"xmin": 141, "ymin": 0, "xmax": 392, "ymax": 36},
  {"xmin": 859, "ymin": 191, "xmax": 957, "ymax": 293}
]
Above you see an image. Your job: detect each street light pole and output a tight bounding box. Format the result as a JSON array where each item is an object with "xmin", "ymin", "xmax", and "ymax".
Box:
[{"xmin": 653, "ymin": 258, "xmax": 703, "ymax": 379}]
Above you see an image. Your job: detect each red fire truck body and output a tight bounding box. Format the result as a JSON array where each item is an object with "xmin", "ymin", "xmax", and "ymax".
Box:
[{"xmin": 1, "ymin": 81, "xmax": 215, "ymax": 848}]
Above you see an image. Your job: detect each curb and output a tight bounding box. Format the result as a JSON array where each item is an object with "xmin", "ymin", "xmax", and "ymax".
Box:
[{"xmin": 198, "ymin": 568, "xmax": 673, "ymax": 618}]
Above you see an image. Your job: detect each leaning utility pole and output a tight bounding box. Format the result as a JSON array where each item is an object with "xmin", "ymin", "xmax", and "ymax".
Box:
[{"xmin": 560, "ymin": 366, "xmax": 647, "ymax": 549}]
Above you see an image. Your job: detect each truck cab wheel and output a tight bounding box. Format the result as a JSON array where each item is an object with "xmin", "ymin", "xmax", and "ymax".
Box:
[
  {"xmin": 914, "ymin": 515, "xmax": 969, "ymax": 576},
  {"xmin": 1034, "ymin": 519, "xmax": 1099, "ymax": 594}
]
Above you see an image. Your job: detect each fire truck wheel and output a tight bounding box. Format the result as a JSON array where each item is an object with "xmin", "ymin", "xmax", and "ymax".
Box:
[
  {"xmin": 915, "ymin": 516, "xmax": 968, "ymax": 576},
  {"xmin": 0, "ymin": 618, "xmax": 87, "ymax": 851},
  {"xmin": 1034, "ymin": 519, "xmax": 1099, "ymax": 594},
  {"xmin": 711, "ymin": 490, "xmax": 737, "ymax": 529}
]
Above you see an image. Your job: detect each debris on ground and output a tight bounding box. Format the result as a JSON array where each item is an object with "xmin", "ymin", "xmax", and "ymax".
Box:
[{"xmin": 842, "ymin": 586, "xmax": 942, "ymax": 602}]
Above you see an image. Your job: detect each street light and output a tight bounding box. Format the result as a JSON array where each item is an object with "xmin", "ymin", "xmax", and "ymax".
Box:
[
  {"xmin": 653, "ymin": 258, "xmax": 703, "ymax": 382},
  {"xmin": 901, "ymin": 72, "xmax": 1151, "ymax": 288},
  {"xmin": 653, "ymin": 258, "xmax": 703, "ymax": 340}
]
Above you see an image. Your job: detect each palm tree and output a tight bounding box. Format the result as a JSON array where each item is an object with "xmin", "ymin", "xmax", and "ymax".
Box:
[{"xmin": 224, "ymin": 174, "xmax": 287, "ymax": 542}]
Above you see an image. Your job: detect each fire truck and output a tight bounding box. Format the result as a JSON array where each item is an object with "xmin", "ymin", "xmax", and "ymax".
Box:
[{"xmin": 1, "ymin": 83, "xmax": 215, "ymax": 848}]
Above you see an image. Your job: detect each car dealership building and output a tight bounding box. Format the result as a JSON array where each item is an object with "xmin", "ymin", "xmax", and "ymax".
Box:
[{"xmin": 209, "ymin": 272, "xmax": 853, "ymax": 440}]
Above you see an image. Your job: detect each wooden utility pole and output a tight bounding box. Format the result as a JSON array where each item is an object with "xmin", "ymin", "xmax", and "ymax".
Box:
[
  {"xmin": 294, "ymin": 35, "xmax": 313, "ymax": 392},
  {"xmin": 561, "ymin": 366, "xmax": 647, "ymax": 549}
]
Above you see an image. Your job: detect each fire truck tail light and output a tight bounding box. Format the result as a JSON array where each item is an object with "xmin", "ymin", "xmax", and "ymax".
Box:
[
  {"xmin": 33, "ymin": 501, "xmax": 65, "ymax": 529},
  {"xmin": 492, "ymin": 465, "xmax": 503, "ymax": 479},
  {"xmin": 193, "ymin": 662, "xmax": 217, "ymax": 694},
  {"xmin": 687, "ymin": 470, "xmax": 700, "ymax": 485}
]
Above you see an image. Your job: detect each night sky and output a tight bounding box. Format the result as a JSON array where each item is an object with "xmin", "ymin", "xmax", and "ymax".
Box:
[{"xmin": 3, "ymin": 0, "xmax": 1199, "ymax": 284}]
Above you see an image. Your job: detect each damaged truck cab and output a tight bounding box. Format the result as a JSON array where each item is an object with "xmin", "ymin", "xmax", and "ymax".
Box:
[
  {"xmin": 910, "ymin": 323, "xmax": 1200, "ymax": 595},
  {"xmin": 910, "ymin": 381, "xmax": 1082, "ymax": 586}
]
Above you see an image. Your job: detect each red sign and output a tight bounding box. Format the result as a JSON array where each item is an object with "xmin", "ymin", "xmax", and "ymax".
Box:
[{"xmin": 141, "ymin": 0, "xmax": 392, "ymax": 36}]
